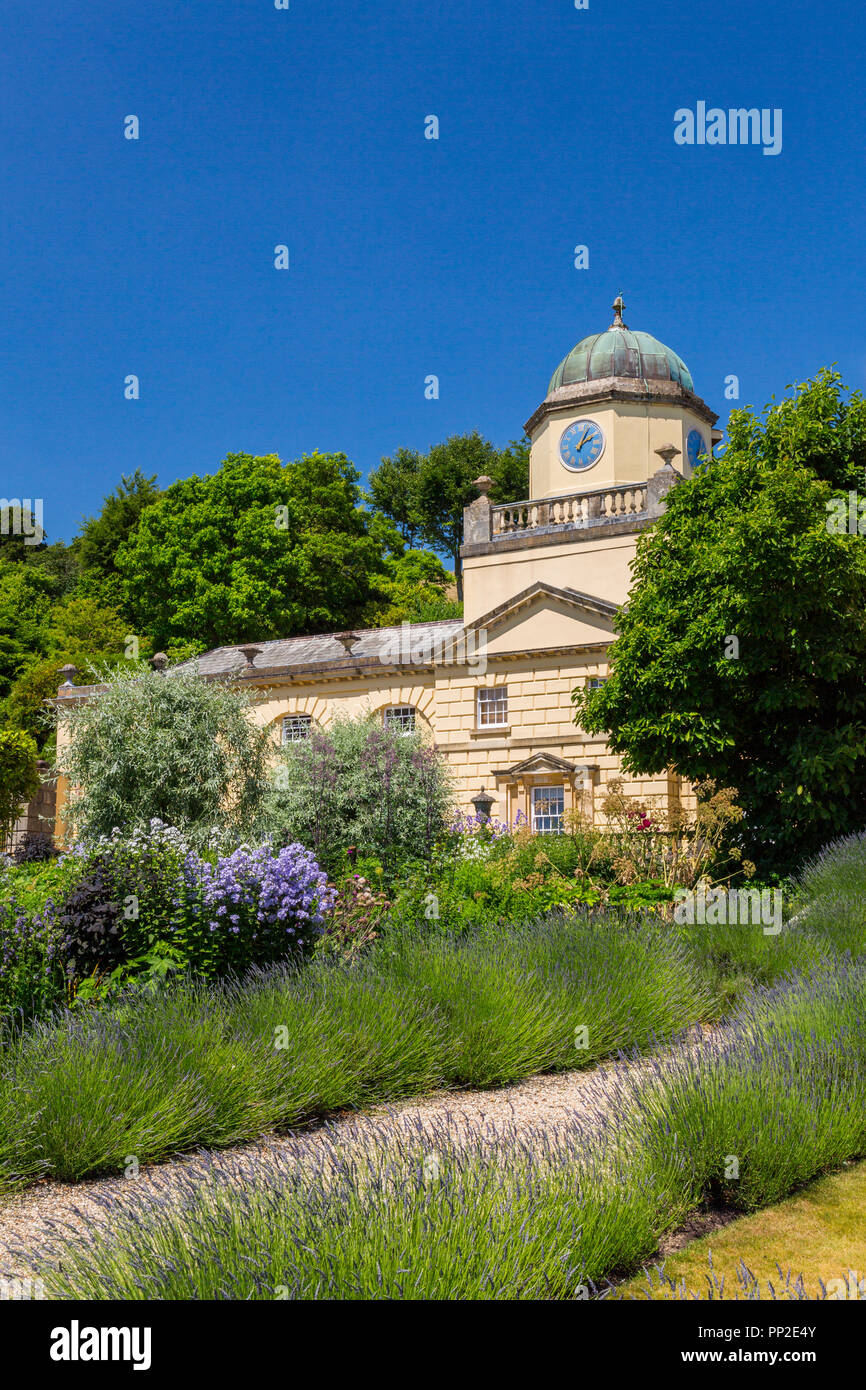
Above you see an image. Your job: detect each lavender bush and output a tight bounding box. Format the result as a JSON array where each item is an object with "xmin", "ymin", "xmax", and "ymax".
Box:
[
  {"xmin": 0, "ymin": 898, "xmax": 65, "ymax": 1025},
  {"xmin": 27, "ymin": 957, "xmax": 866, "ymax": 1299},
  {"xmin": 0, "ymin": 856, "xmax": 81, "ymax": 1023}
]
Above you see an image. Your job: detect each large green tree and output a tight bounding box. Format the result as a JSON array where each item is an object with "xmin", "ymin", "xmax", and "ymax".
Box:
[
  {"xmin": 0, "ymin": 728, "xmax": 39, "ymax": 844},
  {"xmin": 117, "ymin": 452, "xmax": 387, "ymax": 650},
  {"xmin": 365, "ymin": 448, "xmax": 424, "ymax": 547},
  {"xmin": 26, "ymin": 541, "xmax": 80, "ymax": 599},
  {"xmin": 368, "ymin": 433, "xmax": 529, "ymax": 600},
  {"xmin": 0, "ymin": 567, "xmax": 132, "ymax": 747},
  {"xmin": 0, "ymin": 562, "xmax": 58, "ymax": 700},
  {"xmin": 370, "ymin": 548, "xmax": 457, "ymax": 625},
  {"xmin": 77, "ymin": 470, "xmax": 161, "ymax": 584},
  {"xmin": 573, "ymin": 370, "xmax": 866, "ymax": 873}
]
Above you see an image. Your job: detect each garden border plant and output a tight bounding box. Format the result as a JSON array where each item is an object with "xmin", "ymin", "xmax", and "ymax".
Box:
[{"xmin": 30, "ymin": 956, "xmax": 866, "ymax": 1301}]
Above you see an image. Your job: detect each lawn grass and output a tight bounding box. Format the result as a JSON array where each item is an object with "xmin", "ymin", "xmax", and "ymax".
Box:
[{"xmin": 618, "ymin": 1159, "xmax": 866, "ymax": 1300}]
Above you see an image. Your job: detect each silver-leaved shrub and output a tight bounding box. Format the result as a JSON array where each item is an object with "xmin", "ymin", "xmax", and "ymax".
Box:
[{"xmin": 55, "ymin": 665, "xmax": 271, "ymax": 850}]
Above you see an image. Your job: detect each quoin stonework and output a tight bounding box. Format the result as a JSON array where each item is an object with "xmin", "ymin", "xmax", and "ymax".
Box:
[{"xmin": 56, "ymin": 297, "xmax": 720, "ymax": 834}]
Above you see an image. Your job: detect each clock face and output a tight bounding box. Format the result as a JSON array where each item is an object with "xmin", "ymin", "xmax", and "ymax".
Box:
[
  {"xmin": 687, "ymin": 428, "xmax": 708, "ymax": 470},
  {"xmin": 560, "ymin": 419, "xmax": 604, "ymax": 471}
]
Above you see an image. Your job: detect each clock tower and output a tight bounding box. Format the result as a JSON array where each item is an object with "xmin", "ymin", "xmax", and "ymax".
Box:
[
  {"xmin": 460, "ymin": 295, "xmax": 721, "ymax": 623},
  {"xmin": 526, "ymin": 295, "xmax": 719, "ymax": 497}
]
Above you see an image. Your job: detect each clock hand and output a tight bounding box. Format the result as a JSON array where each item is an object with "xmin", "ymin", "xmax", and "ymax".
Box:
[{"xmin": 577, "ymin": 428, "xmax": 590, "ymax": 449}]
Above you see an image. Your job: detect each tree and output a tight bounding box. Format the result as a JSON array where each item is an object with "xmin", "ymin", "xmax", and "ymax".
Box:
[
  {"xmin": 367, "ymin": 548, "xmax": 457, "ymax": 626},
  {"xmin": 573, "ymin": 370, "xmax": 866, "ymax": 873},
  {"xmin": 0, "ymin": 728, "xmax": 39, "ymax": 845},
  {"xmin": 0, "ymin": 589, "xmax": 133, "ymax": 750},
  {"xmin": 27, "ymin": 541, "xmax": 80, "ymax": 599},
  {"xmin": 494, "ymin": 435, "xmax": 531, "ymax": 502},
  {"xmin": 77, "ymin": 469, "xmax": 161, "ymax": 583},
  {"xmin": 0, "ymin": 562, "xmax": 58, "ymax": 699},
  {"xmin": 116, "ymin": 452, "xmax": 388, "ymax": 650},
  {"xmin": 55, "ymin": 666, "xmax": 271, "ymax": 847},
  {"xmin": 43, "ymin": 595, "xmax": 129, "ymax": 659},
  {"xmin": 411, "ymin": 432, "xmax": 528, "ymax": 600},
  {"xmin": 2, "ymin": 659, "xmax": 72, "ymax": 751},
  {"xmin": 367, "ymin": 433, "xmax": 530, "ymax": 601},
  {"xmin": 365, "ymin": 448, "xmax": 424, "ymax": 546}
]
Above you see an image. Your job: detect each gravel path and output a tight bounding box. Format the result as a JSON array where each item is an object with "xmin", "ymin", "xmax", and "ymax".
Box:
[{"xmin": 0, "ymin": 1026, "xmax": 717, "ymax": 1290}]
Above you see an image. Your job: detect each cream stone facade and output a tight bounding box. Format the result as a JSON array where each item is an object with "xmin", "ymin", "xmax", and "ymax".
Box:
[{"xmin": 56, "ymin": 297, "xmax": 718, "ymax": 834}]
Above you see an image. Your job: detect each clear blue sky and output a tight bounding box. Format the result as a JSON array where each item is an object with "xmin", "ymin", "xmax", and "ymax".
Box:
[{"xmin": 2, "ymin": 0, "xmax": 864, "ymax": 541}]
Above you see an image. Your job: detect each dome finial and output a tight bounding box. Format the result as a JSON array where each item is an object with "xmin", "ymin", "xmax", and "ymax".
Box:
[{"xmin": 611, "ymin": 293, "xmax": 627, "ymax": 329}]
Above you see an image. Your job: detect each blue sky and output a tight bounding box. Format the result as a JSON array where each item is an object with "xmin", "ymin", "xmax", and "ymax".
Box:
[{"xmin": 1, "ymin": 0, "xmax": 864, "ymax": 541}]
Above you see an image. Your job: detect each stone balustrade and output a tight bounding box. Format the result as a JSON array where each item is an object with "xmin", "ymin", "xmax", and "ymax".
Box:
[{"xmin": 491, "ymin": 481, "xmax": 648, "ymax": 537}]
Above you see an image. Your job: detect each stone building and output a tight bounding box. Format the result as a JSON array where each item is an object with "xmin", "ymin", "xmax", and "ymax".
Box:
[
  {"xmin": 57, "ymin": 297, "xmax": 719, "ymax": 834},
  {"xmin": 3, "ymin": 760, "xmax": 57, "ymax": 855}
]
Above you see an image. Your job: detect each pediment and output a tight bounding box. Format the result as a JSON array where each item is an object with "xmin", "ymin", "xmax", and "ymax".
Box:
[
  {"xmin": 505, "ymin": 751, "xmax": 578, "ymax": 778},
  {"xmin": 493, "ymin": 750, "xmax": 600, "ymax": 784},
  {"xmin": 464, "ymin": 581, "xmax": 616, "ymax": 655}
]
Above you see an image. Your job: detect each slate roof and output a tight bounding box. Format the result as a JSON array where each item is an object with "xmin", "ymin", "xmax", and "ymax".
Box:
[
  {"xmin": 56, "ymin": 583, "xmax": 615, "ymax": 699},
  {"xmin": 169, "ymin": 620, "xmax": 467, "ymax": 680}
]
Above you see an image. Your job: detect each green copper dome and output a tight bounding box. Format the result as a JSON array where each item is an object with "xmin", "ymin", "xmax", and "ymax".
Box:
[{"xmin": 548, "ymin": 297, "xmax": 694, "ymax": 395}]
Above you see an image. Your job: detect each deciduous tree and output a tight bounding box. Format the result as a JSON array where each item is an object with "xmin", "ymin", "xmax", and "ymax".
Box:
[
  {"xmin": 117, "ymin": 452, "xmax": 387, "ymax": 649},
  {"xmin": 574, "ymin": 370, "xmax": 866, "ymax": 872}
]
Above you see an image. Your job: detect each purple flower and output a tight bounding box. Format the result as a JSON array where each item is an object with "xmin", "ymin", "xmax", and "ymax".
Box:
[{"xmin": 178, "ymin": 839, "xmax": 335, "ymax": 966}]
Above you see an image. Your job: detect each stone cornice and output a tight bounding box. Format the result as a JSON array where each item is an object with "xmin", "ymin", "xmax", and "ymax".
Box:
[
  {"xmin": 524, "ymin": 375, "xmax": 718, "ymax": 436},
  {"xmin": 445, "ymin": 732, "xmax": 609, "ymax": 753},
  {"xmin": 54, "ymin": 640, "xmax": 614, "ymax": 702},
  {"xmin": 461, "ymin": 510, "xmax": 651, "ymax": 559}
]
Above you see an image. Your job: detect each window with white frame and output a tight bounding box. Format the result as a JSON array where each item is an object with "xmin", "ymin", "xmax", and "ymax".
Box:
[
  {"xmin": 586, "ymin": 676, "xmax": 607, "ymax": 692},
  {"xmin": 477, "ymin": 687, "xmax": 508, "ymax": 727},
  {"xmin": 384, "ymin": 705, "xmax": 416, "ymax": 735},
  {"xmin": 281, "ymin": 714, "xmax": 312, "ymax": 744},
  {"xmin": 532, "ymin": 785, "xmax": 565, "ymax": 834}
]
